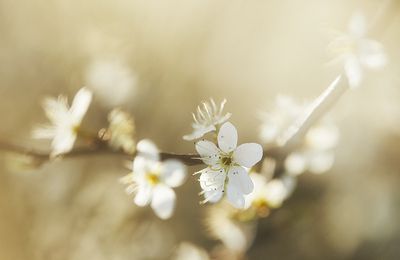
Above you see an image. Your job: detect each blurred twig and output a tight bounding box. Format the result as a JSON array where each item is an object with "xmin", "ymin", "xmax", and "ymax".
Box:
[{"xmin": 280, "ymin": 76, "xmax": 345, "ymax": 151}]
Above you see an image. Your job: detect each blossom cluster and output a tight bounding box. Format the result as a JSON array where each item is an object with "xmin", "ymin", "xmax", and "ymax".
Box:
[{"xmin": 27, "ymin": 11, "xmax": 386, "ymax": 228}]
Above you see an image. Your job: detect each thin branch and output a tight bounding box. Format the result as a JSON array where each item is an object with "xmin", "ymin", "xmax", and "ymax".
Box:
[
  {"xmin": 280, "ymin": 75, "xmax": 346, "ymax": 151},
  {"xmin": 0, "ymin": 138, "xmax": 285, "ymax": 167},
  {"xmin": 0, "ymin": 78, "xmax": 349, "ymax": 167}
]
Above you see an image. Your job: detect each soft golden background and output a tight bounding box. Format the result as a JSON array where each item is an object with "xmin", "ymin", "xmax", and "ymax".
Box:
[{"xmin": 0, "ymin": 0, "xmax": 399, "ymax": 259}]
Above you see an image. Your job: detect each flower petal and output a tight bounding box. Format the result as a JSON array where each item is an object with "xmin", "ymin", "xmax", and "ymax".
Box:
[
  {"xmin": 348, "ymin": 12, "xmax": 366, "ymax": 38},
  {"xmin": 226, "ymin": 182, "xmax": 245, "ymax": 209},
  {"xmin": 161, "ymin": 160, "xmax": 187, "ymax": 187},
  {"xmin": 195, "ymin": 140, "xmax": 220, "ymax": 166},
  {"xmin": 233, "ymin": 143, "xmax": 263, "ymax": 168},
  {"xmin": 344, "ymin": 56, "xmax": 363, "ymax": 88},
  {"xmin": 151, "ymin": 185, "xmax": 176, "ymax": 219},
  {"xmin": 285, "ymin": 152, "xmax": 307, "ymax": 176},
  {"xmin": 134, "ymin": 185, "xmax": 152, "ymax": 207},
  {"xmin": 228, "ymin": 166, "xmax": 254, "ymax": 195},
  {"xmin": 218, "ymin": 122, "xmax": 238, "ymax": 153},
  {"xmin": 264, "ymin": 179, "xmax": 288, "ymax": 208},
  {"xmin": 309, "ymin": 151, "xmax": 335, "ymax": 174},
  {"xmin": 70, "ymin": 87, "xmax": 92, "ymax": 124},
  {"xmin": 137, "ymin": 139, "xmax": 160, "ymax": 161},
  {"xmin": 199, "ymin": 168, "xmax": 226, "ymax": 191},
  {"xmin": 133, "ymin": 156, "xmax": 148, "ymax": 175},
  {"xmin": 204, "ymin": 188, "xmax": 224, "ymax": 203},
  {"xmin": 183, "ymin": 125, "xmax": 216, "ymax": 141},
  {"xmin": 51, "ymin": 130, "xmax": 76, "ymax": 156},
  {"xmin": 359, "ymin": 39, "xmax": 387, "ymax": 69}
]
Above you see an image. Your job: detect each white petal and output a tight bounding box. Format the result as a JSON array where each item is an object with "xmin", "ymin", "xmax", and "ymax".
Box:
[
  {"xmin": 233, "ymin": 143, "xmax": 263, "ymax": 168},
  {"xmin": 227, "ymin": 166, "xmax": 254, "ymax": 194},
  {"xmin": 151, "ymin": 185, "xmax": 176, "ymax": 219},
  {"xmin": 264, "ymin": 179, "xmax": 287, "ymax": 208},
  {"xmin": 306, "ymin": 125, "xmax": 339, "ymax": 150},
  {"xmin": 137, "ymin": 139, "xmax": 160, "ymax": 161},
  {"xmin": 134, "ymin": 185, "xmax": 152, "ymax": 206},
  {"xmin": 217, "ymin": 122, "xmax": 238, "ymax": 153},
  {"xmin": 348, "ymin": 12, "xmax": 367, "ymax": 38},
  {"xmin": 183, "ymin": 125, "xmax": 216, "ymax": 141},
  {"xmin": 133, "ymin": 156, "xmax": 148, "ymax": 174},
  {"xmin": 195, "ymin": 140, "xmax": 220, "ymax": 166},
  {"xmin": 226, "ymin": 182, "xmax": 245, "ymax": 209},
  {"xmin": 344, "ymin": 56, "xmax": 363, "ymax": 88},
  {"xmin": 204, "ymin": 188, "xmax": 224, "ymax": 203},
  {"xmin": 42, "ymin": 96, "xmax": 69, "ymax": 123},
  {"xmin": 51, "ymin": 130, "xmax": 76, "ymax": 156},
  {"xmin": 359, "ymin": 39, "xmax": 387, "ymax": 68},
  {"xmin": 161, "ymin": 160, "xmax": 187, "ymax": 187},
  {"xmin": 199, "ymin": 168, "xmax": 226, "ymax": 191},
  {"xmin": 285, "ymin": 152, "xmax": 307, "ymax": 176},
  {"xmin": 70, "ymin": 87, "xmax": 92, "ymax": 124},
  {"xmin": 308, "ymin": 151, "xmax": 335, "ymax": 174},
  {"xmin": 215, "ymin": 112, "xmax": 232, "ymax": 125},
  {"xmin": 32, "ymin": 125, "xmax": 56, "ymax": 139}
]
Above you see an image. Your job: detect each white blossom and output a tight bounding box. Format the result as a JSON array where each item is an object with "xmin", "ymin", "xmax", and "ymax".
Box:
[
  {"xmin": 260, "ymin": 95, "xmax": 339, "ymax": 175},
  {"xmin": 183, "ymin": 99, "xmax": 231, "ymax": 141},
  {"xmin": 120, "ymin": 139, "xmax": 187, "ymax": 219},
  {"xmin": 106, "ymin": 108, "xmax": 136, "ymax": 154},
  {"xmin": 205, "ymin": 204, "xmax": 257, "ymax": 253},
  {"xmin": 195, "ymin": 122, "xmax": 263, "ymax": 209},
  {"xmin": 33, "ymin": 87, "xmax": 92, "ymax": 157},
  {"xmin": 244, "ymin": 173, "xmax": 296, "ymax": 210},
  {"xmin": 328, "ymin": 12, "xmax": 387, "ymax": 88}
]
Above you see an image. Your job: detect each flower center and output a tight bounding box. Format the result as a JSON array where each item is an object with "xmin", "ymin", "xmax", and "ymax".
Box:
[
  {"xmin": 252, "ymin": 199, "xmax": 270, "ymax": 217},
  {"xmin": 221, "ymin": 156, "xmax": 232, "ymax": 167},
  {"xmin": 146, "ymin": 172, "xmax": 160, "ymax": 186},
  {"xmin": 72, "ymin": 125, "xmax": 80, "ymax": 134}
]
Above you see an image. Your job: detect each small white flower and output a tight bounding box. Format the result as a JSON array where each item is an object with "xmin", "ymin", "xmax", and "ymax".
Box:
[
  {"xmin": 183, "ymin": 98, "xmax": 231, "ymax": 141},
  {"xmin": 33, "ymin": 87, "xmax": 92, "ymax": 156},
  {"xmin": 205, "ymin": 204, "xmax": 256, "ymax": 253},
  {"xmin": 120, "ymin": 139, "xmax": 187, "ymax": 219},
  {"xmin": 328, "ymin": 12, "xmax": 387, "ymax": 88},
  {"xmin": 260, "ymin": 95, "xmax": 339, "ymax": 175},
  {"xmin": 106, "ymin": 108, "xmax": 136, "ymax": 154},
  {"xmin": 245, "ymin": 173, "xmax": 295, "ymax": 211},
  {"xmin": 195, "ymin": 122, "xmax": 263, "ymax": 209}
]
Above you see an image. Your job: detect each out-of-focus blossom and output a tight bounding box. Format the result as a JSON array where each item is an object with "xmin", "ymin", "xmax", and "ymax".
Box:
[
  {"xmin": 120, "ymin": 140, "xmax": 187, "ymax": 219},
  {"xmin": 285, "ymin": 122, "xmax": 339, "ymax": 175},
  {"xmin": 183, "ymin": 98, "xmax": 231, "ymax": 140},
  {"xmin": 205, "ymin": 204, "xmax": 257, "ymax": 253},
  {"xmin": 328, "ymin": 12, "xmax": 387, "ymax": 88},
  {"xmin": 33, "ymin": 88, "xmax": 92, "ymax": 157},
  {"xmin": 85, "ymin": 59, "xmax": 137, "ymax": 106},
  {"xmin": 244, "ymin": 173, "xmax": 295, "ymax": 216},
  {"xmin": 259, "ymin": 95, "xmax": 308, "ymax": 145},
  {"xmin": 259, "ymin": 95, "xmax": 339, "ymax": 175},
  {"xmin": 103, "ymin": 109, "xmax": 136, "ymax": 154},
  {"xmin": 195, "ymin": 122, "xmax": 263, "ymax": 208},
  {"xmin": 173, "ymin": 242, "xmax": 209, "ymax": 260}
]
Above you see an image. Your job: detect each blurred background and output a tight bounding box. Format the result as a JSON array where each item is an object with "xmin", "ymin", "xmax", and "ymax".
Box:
[{"xmin": 0, "ymin": 0, "xmax": 400, "ymax": 259}]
